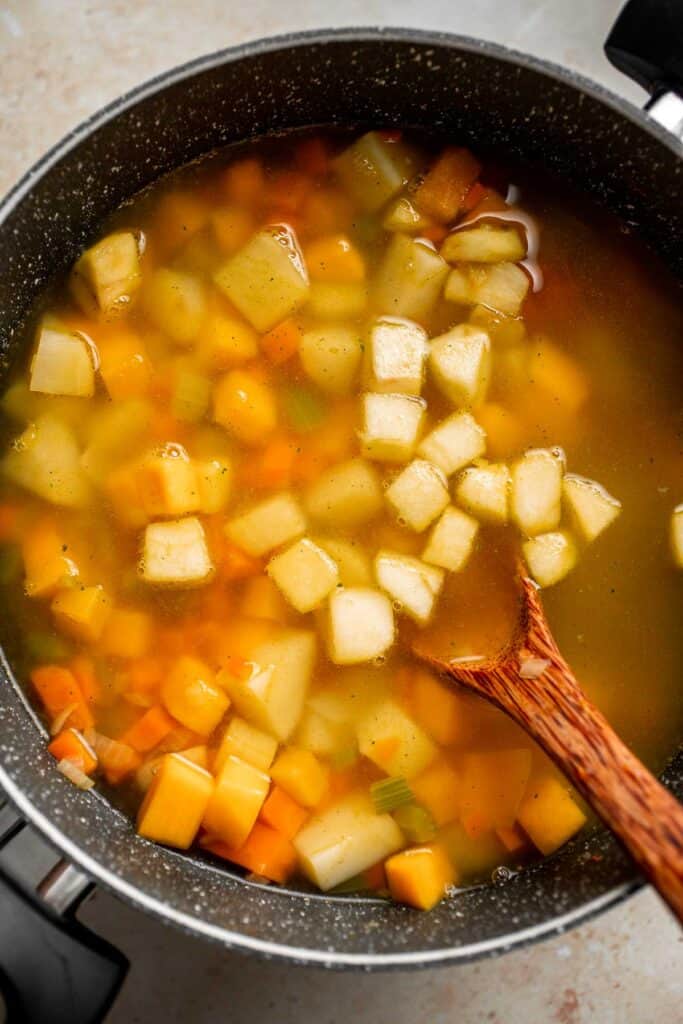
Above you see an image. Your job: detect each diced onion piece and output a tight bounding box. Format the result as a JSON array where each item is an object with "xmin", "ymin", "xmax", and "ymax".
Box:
[
  {"xmin": 57, "ymin": 758, "xmax": 95, "ymax": 790},
  {"xmin": 50, "ymin": 702, "xmax": 79, "ymax": 737}
]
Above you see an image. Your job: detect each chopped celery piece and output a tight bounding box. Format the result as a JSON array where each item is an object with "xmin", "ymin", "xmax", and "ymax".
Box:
[
  {"xmin": 393, "ymin": 803, "xmax": 437, "ymax": 843},
  {"xmin": 0, "ymin": 545, "xmax": 21, "ymax": 585},
  {"xmin": 282, "ymin": 385, "xmax": 327, "ymax": 433},
  {"xmin": 172, "ymin": 367, "xmax": 211, "ymax": 422},
  {"xmin": 370, "ymin": 775, "xmax": 414, "ymax": 814},
  {"xmin": 25, "ymin": 630, "xmax": 71, "ymax": 663}
]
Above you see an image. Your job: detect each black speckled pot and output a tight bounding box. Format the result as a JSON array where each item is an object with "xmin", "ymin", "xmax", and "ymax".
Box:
[{"xmin": 0, "ymin": 28, "xmax": 682, "ymax": 975}]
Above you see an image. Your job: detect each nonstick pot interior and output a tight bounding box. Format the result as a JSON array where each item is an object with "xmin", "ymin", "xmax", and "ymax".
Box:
[{"xmin": 0, "ymin": 29, "xmax": 681, "ymax": 967}]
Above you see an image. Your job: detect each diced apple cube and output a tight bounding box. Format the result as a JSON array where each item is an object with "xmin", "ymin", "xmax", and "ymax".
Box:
[
  {"xmin": 326, "ymin": 587, "xmax": 395, "ymax": 665},
  {"xmin": 141, "ymin": 516, "xmax": 214, "ymax": 586},
  {"xmin": 294, "ymin": 792, "xmax": 404, "ymax": 891},
  {"xmin": 213, "ymin": 225, "xmax": 309, "ymax": 332},
  {"xmin": 226, "ymin": 493, "xmax": 306, "ymax": 558},
  {"xmin": 441, "ymin": 224, "xmax": 526, "ymax": 264},
  {"xmin": 360, "ymin": 392, "xmax": 425, "ymax": 464},
  {"xmin": 523, "ymin": 531, "xmax": 578, "ymax": 587},
  {"xmin": 3, "ymin": 414, "xmax": 90, "ymax": 508},
  {"xmin": 363, "ymin": 316, "xmax": 428, "ymax": 396},
  {"xmin": 268, "ymin": 537, "xmax": 339, "ymax": 614},
  {"xmin": 428, "ymin": 324, "xmax": 491, "ymax": 407},
  {"xmin": 71, "ymin": 231, "xmax": 142, "ymax": 314},
  {"xmin": 299, "ymin": 325, "xmax": 362, "ymax": 395},
  {"xmin": 375, "ymin": 550, "xmax": 444, "ymax": 624},
  {"xmin": 455, "ymin": 463, "xmax": 510, "ymax": 524},
  {"xmin": 313, "ymin": 536, "xmax": 373, "ymax": 586},
  {"xmin": 30, "ymin": 327, "xmax": 95, "ymax": 398},
  {"xmin": 373, "ymin": 235, "xmax": 449, "ymax": 322},
  {"xmin": 562, "ymin": 474, "xmax": 621, "ymax": 543},
  {"xmin": 511, "ymin": 448, "xmax": 564, "ymax": 536},
  {"xmin": 136, "ymin": 446, "xmax": 200, "ymax": 518},
  {"xmin": 422, "ymin": 506, "xmax": 479, "ymax": 572},
  {"xmin": 196, "ymin": 457, "xmax": 232, "ymax": 514},
  {"xmin": 385, "ymin": 459, "xmax": 450, "ymax": 533},
  {"xmin": 356, "ymin": 699, "xmax": 436, "ymax": 777},
  {"xmin": 305, "ymin": 458, "xmax": 382, "ymax": 528},
  {"xmin": 417, "ymin": 410, "xmax": 486, "ymax": 477},
  {"xmin": 444, "ymin": 262, "xmax": 530, "ymax": 316},
  {"xmin": 671, "ymin": 505, "xmax": 683, "ymax": 569},
  {"xmin": 333, "ymin": 131, "xmax": 416, "ymax": 211},
  {"xmin": 218, "ymin": 628, "xmax": 316, "ymax": 740},
  {"xmin": 382, "ymin": 196, "xmax": 433, "ymax": 233},
  {"xmin": 143, "ymin": 268, "xmax": 206, "ymax": 345}
]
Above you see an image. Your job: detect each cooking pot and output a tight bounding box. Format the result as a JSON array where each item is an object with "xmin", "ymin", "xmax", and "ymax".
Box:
[{"xmin": 0, "ymin": 1, "xmax": 681, "ymax": 1020}]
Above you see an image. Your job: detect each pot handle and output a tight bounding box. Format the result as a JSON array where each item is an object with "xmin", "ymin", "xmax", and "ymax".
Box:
[{"xmin": 0, "ymin": 800, "xmax": 128, "ymax": 1024}]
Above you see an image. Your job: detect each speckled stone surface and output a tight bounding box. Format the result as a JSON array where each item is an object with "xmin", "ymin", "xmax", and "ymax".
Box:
[{"xmin": 0, "ymin": 1, "xmax": 682, "ymax": 1021}]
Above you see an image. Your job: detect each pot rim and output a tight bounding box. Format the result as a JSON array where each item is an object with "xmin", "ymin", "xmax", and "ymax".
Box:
[{"xmin": 1, "ymin": 24, "xmax": 676, "ymax": 968}]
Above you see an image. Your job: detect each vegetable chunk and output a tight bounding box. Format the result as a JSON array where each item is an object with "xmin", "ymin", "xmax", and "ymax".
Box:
[
  {"xmin": 3, "ymin": 415, "xmax": 91, "ymax": 508},
  {"xmin": 375, "ymin": 550, "xmax": 444, "ymax": 624},
  {"xmin": 361, "ymin": 393, "xmax": 426, "ymax": 463},
  {"xmin": 326, "ymin": 587, "xmax": 395, "ymax": 665},
  {"xmin": 144, "ymin": 268, "xmax": 206, "ymax": 344},
  {"xmin": 357, "ymin": 698, "xmax": 436, "ymax": 778},
  {"xmin": 268, "ymin": 537, "xmax": 339, "ymax": 613},
  {"xmin": 445, "ymin": 262, "xmax": 529, "ymax": 316},
  {"xmin": 455, "ymin": 463, "xmax": 510, "ymax": 524},
  {"xmin": 422, "ymin": 506, "xmax": 479, "ymax": 572},
  {"xmin": 299, "ymin": 325, "xmax": 362, "ymax": 395},
  {"xmin": 141, "ymin": 516, "xmax": 214, "ymax": 586},
  {"xmin": 137, "ymin": 753, "xmax": 214, "ymax": 849},
  {"xmin": 203, "ymin": 754, "xmax": 270, "ymax": 847},
  {"xmin": 161, "ymin": 655, "xmax": 229, "ymax": 735},
  {"xmin": 563, "ymin": 474, "xmax": 621, "ymax": 543},
  {"xmin": 441, "ymin": 224, "xmax": 526, "ymax": 264},
  {"xmin": 385, "ymin": 459, "xmax": 450, "ymax": 532},
  {"xmin": 72, "ymin": 231, "xmax": 142, "ymax": 314},
  {"xmin": 305, "ymin": 459, "xmax": 382, "ymax": 528},
  {"xmin": 511, "ymin": 448, "xmax": 564, "ymax": 536},
  {"xmin": 522, "ymin": 530, "xmax": 577, "ymax": 588},
  {"xmin": 333, "ymin": 131, "xmax": 416, "ymax": 211},
  {"xmin": 30, "ymin": 327, "xmax": 95, "ymax": 398},
  {"xmin": 385, "ymin": 844, "xmax": 455, "ymax": 910},
  {"xmin": 226, "ymin": 493, "xmax": 306, "ymax": 557},
  {"xmin": 518, "ymin": 775, "xmax": 587, "ymax": 854},
  {"xmin": 671, "ymin": 505, "xmax": 683, "ymax": 569},
  {"xmin": 417, "ymin": 411, "xmax": 486, "ymax": 477},
  {"xmin": 363, "ymin": 316, "xmax": 428, "ymax": 396},
  {"xmin": 428, "ymin": 324, "xmax": 491, "ymax": 407},
  {"xmin": 373, "ymin": 235, "xmax": 449, "ymax": 322}
]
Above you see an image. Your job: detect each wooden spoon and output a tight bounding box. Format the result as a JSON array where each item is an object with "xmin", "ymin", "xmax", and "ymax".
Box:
[{"xmin": 413, "ymin": 568, "xmax": 683, "ymax": 922}]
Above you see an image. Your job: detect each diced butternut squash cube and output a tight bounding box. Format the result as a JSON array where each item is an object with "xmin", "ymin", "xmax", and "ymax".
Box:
[
  {"xmin": 304, "ymin": 234, "xmax": 365, "ymax": 283},
  {"xmin": 213, "ymin": 225, "xmax": 309, "ymax": 332},
  {"xmin": 671, "ymin": 504, "xmax": 683, "ymax": 569},
  {"xmin": 241, "ymin": 576, "xmax": 289, "ymax": 622},
  {"xmin": 476, "ymin": 402, "xmax": 527, "ymax": 460},
  {"xmin": 428, "ymin": 324, "xmax": 491, "ymax": 407},
  {"xmin": 511, "ymin": 447, "xmax": 564, "ymax": 536},
  {"xmin": 22, "ymin": 519, "xmax": 79, "ymax": 598},
  {"xmin": 52, "ymin": 585, "xmax": 112, "ymax": 643},
  {"xmin": 455, "ymin": 463, "xmax": 510, "ymax": 524},
  {"xmin": 356, "ymin": 698, "xmax": 436, "ymax": 778},
  {"xmin": 213, "ymin": 369, "xmax": 278, "ymax": 445},
  {"xmin": 71, "ymin": 231, "xmax": 142, "ymax": 315},
  {"xmin": 410, "ymin": 669, "xmax": 470, "ymax": 747},
  {"xmin": 360, "ymin": 392, "xmax": 425, "ymax": 464},
  {"xmin": 161, "ymin": 655, "xmax": 229, "ymax": 736},
  {"xmin": 141, "ymin": 517, "xmax": 214, "ymax": 587},
  {"xmin": 522, "ymin": 530, "xmax": 578, "ymax": 588},
  {"xmin": 326, "ymin": 587, "xmax": 395, "ymax": 665},
  {"xmin": 441, "ymin": 822, "xmax": 506, "ymax": 881},
  {"xmin": 417, "ymin": 411, "xmax": 486, "ymax": 477},
  {"xmin": 225, "ymin": 492, "xmax": 306, "ymax": 557},
  {"xmin": 517, "ymin": 775, "xmax": 587, "ymax": 855},
  {"xmin": 218, "ymin": 628, "xmax": 316, "ymax": 740},
  {"xmin": 385, "ymin": 844, "xmax": 455, "ymax": 910},
  {"xmin": 97, "ymin": 331, "xmax": 151, "ymax": 401},
  {"xmin": 363, "ymin": 316, "xmax": 428, "ymax": 396},
  {"xmin": 373, "ymin": 235, "xmax": 449, "ymax": 322},
  {"xmin": 314, "ymin": 535, "xmax": 373, "ymax": 586},
  {"xmin": 444, "ymin": 262, "xmax": 529, "ymax": 316},
  {"xmin": 375, "ymin": 550, "xmax": 444, "ymax": 625},
  {"xmin": 385, "ymin": 459, "xmax": 450, "ymax": 533},
  {"xmin": 196, "ymin": 457, "xmax": 232, "ymax": 514},
  {"xmin": 306, "ymin": 282, "xmax": 368, "ymax": 320},
  {"xmin": 136, "ymin": 446, "xmax": 200, "ymax": 518},
  {"xmin": 411, "ymin": 760, "xmax": 461, "ymax": 826},
  {"xmin": 268, "ymin": 537, "xmax": 339, "ymax": 614},
  {"xmin": 137, "ymin": 753, "xmax": 214, "ymax": 849},
  {"xmin": 205, "ymin": 822, "xmax": 297, "ymax": 883},
  {"xmin": 3, "ymin": 415, "xmax": 90, "ymax": 508},
  {"xmin": 305, "ymin": 458, "xmax": 382, "ymax": 528},
  {"xmin": 214, "ymin": 716, "xmax": 278, "ymax": 774},
  {"xmin": 299, "ymin": 325, "xmax": 362, "ymax": 395},
  {"xmin": 260, "ymin": 785, "xmax": 308, "ymax": 839},
  {"xmin": 413, "ymin": 146, "xmax": 480, "ymax": 222},
  {"xmin": 198, "ymin": 312, "xmax": 259, "ymax": 370},
  {"xmin": 422, "ymin": 506, "xmax": 479, "ymax": 572},
  {"xmin": 563, "ymin": 474, "xmax": 621, "ymax": 543},
  {"xmin": 210, "ymin": 203, "xmax": 256, "ymax": 254},
  {"xmin": 100, "ymin": 608, "xmax": 152, "ymax": 658},
  {"xmin": 333, "ymin": 131, "xmax": 416, "ymax": 211},
  {"xmin": 294, "ymin": 791, "xmax": 404, "ymax": 890},
  {"xmin": 30, "ymin": 327, "xmax": 95, "ymax": 398},
  {"xmin": 460, "ymin": 748, "xmax": 533, "ymax": 830},
  {"xmin": 526, "ymin": 338, "xmax": 589, "ymax": 417},
  {"xmin": 271, "ymin": 747, "xmax": 329, "ymax": 807},
  {"xmin": 382, "ymin": 196, "xmax": 433, "ymax": 233},
  {"xmin": 143, "ymin": 268, "xmax": 206, "ymax": 345},
  {"xmin": 203, "ymin": 754, "xmax": 270, "ymax": 847},
  {"xmin": 441, "ymin": 224, "xmax": 526, "ymax": 264}
]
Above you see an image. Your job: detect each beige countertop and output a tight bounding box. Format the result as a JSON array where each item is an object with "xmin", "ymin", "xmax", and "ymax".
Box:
[{"xmin": 0, "ymin": 1, "xmax": 681, "ymax": 1021}]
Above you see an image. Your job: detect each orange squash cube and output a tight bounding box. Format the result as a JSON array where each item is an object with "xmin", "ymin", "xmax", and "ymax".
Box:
[
  {"xmin": 203, "ymin": 822, "xmax": 298, "ymax": 884},
  {"xmin": 304, "ymin": 234, "xmax": 366, "ymax": 283},
  {"xmin": 51, "ymin": 585, "xmax": 112, "ymax": 643},
  {"xmin": 120, "ymin": 705, "xmax": 176, "ymax": 753},
  {"xmin": 161, "ymin": 656, "xmax": 229, "ymax": 736},
  {"xmin": 259, "ymin": 785, "xmax": 308, "ymax": 839},
  {"xmin": 385, "ymin": 843, "xmax": 456, "ymax": 910},
  {"xmin": 100, "ymin": 608, "xmax": 153, "ymax": 659},
  {"xmin": 22, "ymin": 519, "xmax": 79, "ymax": 598},
  {"xmin": 137, "ymin": 752, "xmax": 214, "ymax": 849},
  {"xmin": 213, "ymin": 370, "xmax": 277, "ymax": 445},
  {"xmin": 203, "ymin": 754, "xmax": 270, "ymax": 847},
  {"xmin": 198, "ymin": 312, "xmax": 258, "ymax": 371},
  {"xmin": 411, "ymin": 759, "xmax": 461, "ymax": 826},
  {"xmin": 136, "ymin": 448, "xmax": 200, "ymax": 518},
  {"xmin": 517, "ymin": 775, "xmax": 587, "ymax": 855},
  {"xmin": 98, "ymin": 330, "xmax": 151, "ymax": 400},
  {"xmin": 460, "ymin": 748, "xmax": 533, "ymax": 830},
  {"xmin": 410, "ymin": 669, "xmax": 470, "ymax": 747},
  {"xmin": 270, "ymin": 747, "xmax": 329, "ymax": 808}
]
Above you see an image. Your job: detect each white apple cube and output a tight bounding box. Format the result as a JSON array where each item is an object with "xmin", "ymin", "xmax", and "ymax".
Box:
[
  {"xmin": 422, "ymin": 505, "xmax": 479, "ymax": 572},
  {"xmin": 71, "ymin": 230, "xmax": 141, "ymax": 314},
  {"xmin": 671, "ymin": 505, "xmax": 683, "ymax": 569},
  {"xmin": 356, "ymin": 699, "xmax": 436, "ymax": 778},
  {"xmin": 360, "ymin": 392, "xmax": 426, "ymax": 464},
  {"xmin": 363, "ymin": 316, "xmax": 428, "ymax": 396},
  {"xmin": 3, "ymin": 414, "xmax": 91, "ymax": 508},
  {"xmin": 213, "ymin": 225, "xmax": 309, "ymax": 332},
  {"xmin": 141, "ymin": 516, "xmax": 214, "ymax": 586},
  {"xmin": 563, "ymin": 474, "xmax": 621, "ymax": 543},
  {"xmin": 305, "ymin": 459, "xmax": 383, "ymax": 528},
  {"xmin": 444, "ymin": 262, "xmax": 530, "ymax": 316},
  {"xmin": 375, "ymin": 550, "xmax": 444, "ymax": 625},
  {"xmin": 333, "ymin": 131, "xmax": 416, "ymax": 211},
  {"xmin": 441, "ymin": 224, "xmax": 526, "ymax": 264},
  {"xmin": 511, "ymin": 448, "xmax": 564, "ymax": 536},
  {"xmin": 225, "ymin": 493, "xmax": 306, "ymax": 557},
  {"xmin": 296, "ymin": 706, "xmax": 352, "ymax": 757},
  {"xmin": 267, "ymin": 537, "xmax": 339, "ymax": 614},
  {"xmin": 373, "ymin": 234, "xmax": 449, "ymax": 322},
  {"xmin": 417, "ymin": 410, "xmax": 486, "ymax": 477},
  {"xmin": 382, "ymin": 196, "xmax": 432, "ymax": 233},
  {"xmin": 523, "ymin": 531, "xmax": 578, "ymax": 588},
  {"xmin": 326, "ymin": 587, "xmax": 395, "ymax": 665},
  {"xmin": 196, "ymin": 457, "xmax": 233, "ymax": 514},
  {"xmin": 299, "ymin": 325, "xmax": 362, "ymax": 395},
  {"xmin": 313, "ymin": 535, "xmax": 373, "ymax": 586},
  {"xmin": 385, "ymin": 459, "xmax": 450, "ymax": 532},
  {"xmin": 30, "ymin": 327, "xmax": 95, "ymax": 398},
  {"xmin": 455, "ymin": 463, "xmax": 511, "ymax": 524},
  {"xmin": 428, "ymin": 323, "xmax": 491, "ymax": 407}
]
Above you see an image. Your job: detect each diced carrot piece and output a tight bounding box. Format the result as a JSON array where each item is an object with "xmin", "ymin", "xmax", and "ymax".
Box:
[
  {"xmin": 301, "ymin": 189, "xmax": 354, "ymax": 236},
  {"xmin": 137, "ymin": 752, "xmax": 214, "ymax": 848},
  {"xmin": 31, "ymin": 665, "xmax": 93, "ymax": 730},
  {"xmin": 461, "ymin": 181, "xmax": 488, "ymax": 214},
  {"xmin": 259, "ymin": 785, "xmax": 308, "ymax": 839},
  {"xmin": 126, "ymin": 656, "xmax": 165, "ymax": 695},
  {"xmin": 260, "ymin": 319, "xmax": 302, "ymax": 365},
  {"xmin": 240, "ymin": 436, "xmax": 297, "ymax": 491},
  {"xmin": 303, "ymin": 234, "xmax": 365, "ymax": 283},
  {"xmin": 385, "ymin": 843, "xmax": 456, "ymax": 910},
  {"xmin": 211, "ymin": 205, "xmax": 256, "ymax": 254},
  {"xmin": 295, "ymin": 137, "xmax": 330, "ymax": 177},
  {"xmin": 222, "ymin": 158, "xmax": 266, "ymax": 206},
  {"xmin": 496, "ymin": 824, "xmax": 529, "ymax": 856},
  {"xmin": 241, "ymin": 576, "xmax": 289, "ymax": 623},
  {"xmin": 48, "ymin": 728, "xmax": 97, "ymax": 774},
  {"xmin": 100, "ymin": 608, "xmax": 153, "ymax": 659},
  {"xmin": 204, "ymin": 822, "xmax": 297, "ymax": 883},
  {"xmin": 0, "ymin": 504, "xmax": 20, "ymax": 542},
  {"xmin": 265, "ymin": 170, "xmax": 313, "ymax": 214},
  {"xmin": 411, "ymin": 759, "xmax": 461, "ymax": 826},
  {"xmin": 68, "ymin": 656, "xmax": 101, "ymax": 706},
  {"xmin": 98, "ymin": 330, "xmax": 151, "ymax": 400},
  {"xmin": 22, "ymin": 519, "xmax": 79, "ymax": 598},
  {"xmin": 120, "ymin": 705, "xmax": 176, "ymax": 753},
  {"xmin": 410, "ymin": 669, "xmax": 469, "ymax": 747},
  {"xmin": 461, "ymin": 809, "xmax": 491, "ymax": 840},
  {"xmin": 414, "ymin": 147, "xmax": 481, "ymax": 222},
  {"xmin": 363, "ymin": 861, "xmax": 387, "ymax": 892},
  {"xmin": 420, "ymin": 224, "xmax": 449, "ymax": 245},
  {"xmin": 98, "ymin": 736, "xmax": 142, "ymax": 785},
  {"xmin": 221, "ymin": 541, "xmax": 263, "ymax": 581}
]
